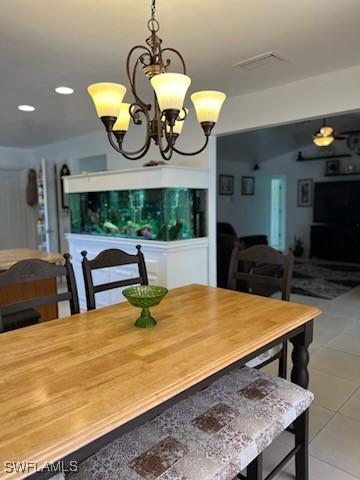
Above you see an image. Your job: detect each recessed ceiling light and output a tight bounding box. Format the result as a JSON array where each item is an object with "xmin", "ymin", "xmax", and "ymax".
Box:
[
  {"xmin": 18, "ymin": 105, "xmax": 35, "ymax": 112},
  {"xmin": 55, "ymin": 86, "xmax": 74, "ymax": 95}
]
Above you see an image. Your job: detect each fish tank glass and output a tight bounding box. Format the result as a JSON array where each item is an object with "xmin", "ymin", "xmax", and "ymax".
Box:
[{"xmin": 69, "ymin": 188, "xmax": 207, "ymax": 241}]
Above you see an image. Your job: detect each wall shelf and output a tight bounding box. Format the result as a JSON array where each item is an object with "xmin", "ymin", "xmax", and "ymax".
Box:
[
  {"xmin": 325, "ymin": 172, "xmax": 360, "ymax": 177},
  {"xmin": 296, "ymin": 151, "xmax": 352, "ymax": 162}
]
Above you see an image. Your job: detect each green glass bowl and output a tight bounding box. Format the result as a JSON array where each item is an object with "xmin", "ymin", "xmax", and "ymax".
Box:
[{"xmin": 123, "ymin": 285, "xmax": 168, "ymax": 328}]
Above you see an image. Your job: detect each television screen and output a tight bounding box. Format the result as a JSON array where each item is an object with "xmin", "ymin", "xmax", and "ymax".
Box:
[{"xmin": 313, "ymin": 181, "xmax": 360, "ymax": 224}]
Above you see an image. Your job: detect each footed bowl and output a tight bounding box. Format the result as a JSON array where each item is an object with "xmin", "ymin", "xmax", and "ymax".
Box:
[{"xmin": 122, "ymin": 285, "xmax": 168, "ymax": 328}]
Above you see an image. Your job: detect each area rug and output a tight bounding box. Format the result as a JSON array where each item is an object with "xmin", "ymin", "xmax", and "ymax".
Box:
[{"xmin": 291, "ymin": 262, "xmax": 360, "ymax": 300}]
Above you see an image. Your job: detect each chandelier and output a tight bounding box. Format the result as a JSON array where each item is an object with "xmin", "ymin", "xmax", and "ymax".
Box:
[{"xmin": 87, "ymin": 0, "xmax": 226, "ymax": 161}]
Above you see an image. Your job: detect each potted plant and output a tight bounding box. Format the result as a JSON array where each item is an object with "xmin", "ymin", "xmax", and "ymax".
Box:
[{"xmin": 293, "ymin": 236, "xmax": 304, "ymax": 257}]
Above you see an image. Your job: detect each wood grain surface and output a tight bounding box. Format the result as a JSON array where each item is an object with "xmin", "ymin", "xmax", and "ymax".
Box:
[
  {"xmin": 0, "ymin": 249, "xmax": 63, "ymax": 271},
  {"xmin": 0, "ymin": 285, "xmax": 321, "ymax": 479}
]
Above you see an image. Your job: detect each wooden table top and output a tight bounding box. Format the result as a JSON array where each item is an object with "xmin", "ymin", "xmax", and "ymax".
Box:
[
  {"xmin": 0, "ymin": 285, "xmax": 321, "ymax": 479},
  {"xmin": 0, "ymin": 249, "xmax": 63, "ymax": 271}
]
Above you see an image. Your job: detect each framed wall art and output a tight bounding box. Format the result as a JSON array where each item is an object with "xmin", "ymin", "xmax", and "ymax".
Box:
[
  {"xmin": 219, "ymin": 174, "xmax": 234, "ymax": 195},
  {"xmin": 297, "ymin": 178, "xmax": 313, "ymax": 207},
  {"xmin": 241, "ymin": 176, "xmax": 255, "ymax": 196}
]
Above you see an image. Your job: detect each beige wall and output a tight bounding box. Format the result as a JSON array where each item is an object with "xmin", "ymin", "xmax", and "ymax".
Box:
[{"xmin": 217, "ymin": 63, "xmax": 360, "ymax": 136}]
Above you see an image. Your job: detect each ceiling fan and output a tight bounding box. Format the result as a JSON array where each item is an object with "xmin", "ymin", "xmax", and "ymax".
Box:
[{"xmin": 313, "ymin": 118, "xmax": 360, "ymax": 153}]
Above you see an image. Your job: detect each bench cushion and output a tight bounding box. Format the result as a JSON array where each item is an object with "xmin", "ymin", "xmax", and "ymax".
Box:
[
  {"xmin": 72, "ymin": 367, "xmax": 313, "ymax": 480},
  {"xmin": 245, "ymin": 344, "xmax": 283, "ymax": 368}
]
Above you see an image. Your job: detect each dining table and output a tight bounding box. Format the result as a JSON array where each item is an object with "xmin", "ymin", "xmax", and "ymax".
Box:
[{"xmin": 0, "ymin": 284, "xmax": 321, "ymax": 480}]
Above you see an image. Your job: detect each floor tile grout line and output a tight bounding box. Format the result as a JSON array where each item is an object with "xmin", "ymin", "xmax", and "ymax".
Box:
[
  {"xmin": 321, "ymin": 344, "xmax": 360, "ymax": 358},
  {"xmin": 308, "ymin": 365, "xmax": 360, "ymax": 384},
  {"xmin": 308, "ymin": 363, "xmax": 360, "ymax": 385},
  {"xmin": 308, "ymin": 451, "xmax": 360, "ymax": 479},
  {"xmin": 336, "ymin": 409, "xmax": 360, "ymax": 424},
  {"xmin": 335, "ymin": 384, "xmax": 360, "ymax": 415},
  {"xmin": 309, "ymin": 365, "xmax": 360, "ymax": 384},
  {"xmin": 312, "ymin": 400, "xmax": 337, "ymax": 414},
  {"xmin": 308, "ymin": 407, "xmax": 337, "ymax": 444},
  {"xmin": 311, "ymin": 344, "xmax": 360, "ymax": 358}
]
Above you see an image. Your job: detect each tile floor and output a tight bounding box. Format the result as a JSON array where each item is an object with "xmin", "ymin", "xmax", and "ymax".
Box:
[
  {"xmin": 58, "ymin": 286, "xmax": 360, "ymax": 478},
  {"xmin": 263, "ymin": 286, "xmax": 360, "ymax": 479}
]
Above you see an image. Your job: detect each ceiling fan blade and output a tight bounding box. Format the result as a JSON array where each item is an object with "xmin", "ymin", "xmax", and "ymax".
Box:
[{"xmin": 338, "ymin": 129, "xmax": 360, "ymax": 135}]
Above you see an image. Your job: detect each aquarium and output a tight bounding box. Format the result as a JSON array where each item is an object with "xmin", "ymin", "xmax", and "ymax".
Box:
[{"xmin": 69, "ymin": 188, "xmax": 207, "ymax": 241}]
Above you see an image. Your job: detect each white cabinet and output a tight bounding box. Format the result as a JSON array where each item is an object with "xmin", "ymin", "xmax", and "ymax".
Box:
[{"xmin": 66, "ymin": 234, "xmax": 209, "ymax": 310}]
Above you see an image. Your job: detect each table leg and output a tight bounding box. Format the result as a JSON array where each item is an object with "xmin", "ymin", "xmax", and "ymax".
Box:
[
  {"xmin": 290, "ymin": 321, "xmax": 313, "ymax": 480},
  {"xmin": 290, "ymin": 320, "xmax": 313, "ymax": 389}
]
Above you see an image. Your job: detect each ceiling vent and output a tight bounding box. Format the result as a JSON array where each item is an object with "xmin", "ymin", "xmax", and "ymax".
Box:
[{"xmin": 234, "ymin": 52, "xmax": 286, "ymax": 70}]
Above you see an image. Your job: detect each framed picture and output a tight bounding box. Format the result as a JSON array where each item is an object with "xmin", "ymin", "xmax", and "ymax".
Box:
[
  {"xmin": 241, "ymin": 176, "xmax": 255, "ymax": 196},
  {"xmin": 219, "ymin": 174, "xmax": 234, "ymax": 195},
  {"xmin": 297, "ymin": 178, "xmax": 313, "ymax": 207},
  {"xmin": 326, "ymin": 159, "xmax": 340, "ymax": 176}
]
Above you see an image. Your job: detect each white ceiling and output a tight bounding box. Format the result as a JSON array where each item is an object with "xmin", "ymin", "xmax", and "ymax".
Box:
[
  {"xmin": 2, "ymin": 0, "xmax": 360, "ymax": 147},
  {"xmin": 218, "ymin": 112, "xmax": 360, "ymax": 164}
]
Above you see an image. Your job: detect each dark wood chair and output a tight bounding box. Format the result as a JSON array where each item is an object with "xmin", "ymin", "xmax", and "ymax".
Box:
[
  {"xmin": 228, "ymin": 243, "xmax": 294, "ymax": 377},
  {"xmin": 81, "ymin": 245, "xmax": 148, "ymax": 311},
  {"xmin": 0, "ymin": 254, "xmax": 79, "ymax": 333}
]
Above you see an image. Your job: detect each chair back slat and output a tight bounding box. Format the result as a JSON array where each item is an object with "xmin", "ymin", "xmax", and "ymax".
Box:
[
  {"xmin": 235, "ymin": 244, "xmax": 288, "ymax": 265},
  {"xmin": 93, "ymin": 277, "xmax": 142, "ymax": 294},
  {"xmin": 87, "ymin": 249, "xmax": 140, "ymax": 270},
  {"xmin": 228, "ymin": 243, "xmax": 294, "ymax": 301},
  {"xmin": 234, "ymin": 272, "xmax": 283, "ymax": 288},
  {"xmin": 1, "ymin": 292, "xmax": 72, "ymax": 316},
  {"xmin": 0, "ymin": 254, "xmax": 79, "ymax": 333},
  {"xmin": 81, "ymin": 245, "xmax": 149, "ymax": 311}
]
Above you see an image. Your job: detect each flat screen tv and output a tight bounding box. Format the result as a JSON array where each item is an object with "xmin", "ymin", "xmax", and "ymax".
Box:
[{"xmin": 313, "ymin": 180, "xmax": 360, "ymax": 224}]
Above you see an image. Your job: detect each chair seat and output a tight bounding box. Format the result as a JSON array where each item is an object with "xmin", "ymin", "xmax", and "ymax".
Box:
[
  {"xmin": 3, "ymin": 308, "xmax": 41, "ymax": 332},
  {"xmin": 245, "ymin": 344, "xmax": 283, "ymax": 368},
  {"xmin": 72, "ymin": 367, "xmax": 313, "ymax": 480}
]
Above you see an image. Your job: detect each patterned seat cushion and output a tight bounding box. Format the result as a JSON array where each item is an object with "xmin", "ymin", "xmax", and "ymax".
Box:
[
  {"xmin": 72, "ymin": 367, "xmax": 313, "ymax": 480},
  {"xmin": 245, "ymin": 344, "xmax": 283, "ymax": 368}
]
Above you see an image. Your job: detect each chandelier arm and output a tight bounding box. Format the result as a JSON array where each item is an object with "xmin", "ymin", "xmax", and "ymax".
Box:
[
  {"xmin": 158, "ymin": 143, "xmax": 174, "ymax": 161},
  {"xmin": 106, "ymin": 103, "xmax": 152, "ymax": 159},
  {"xmin": 172, "ymin": 136, "xmax": 210, "ymax": 156},
  {"xmin": 161, "ymin": 47, "xmax": 187, "ymax": 74},
  {"xmin": 126, "ymin": 45, "xmax": 153, "ymax": 110},
  {"xmin": 107, "ymin": 131, "xmax": 152, "ymax": 160},
  {"xmin": 155, "ymin": 116, "xmax": 175, "ymax": 160}
]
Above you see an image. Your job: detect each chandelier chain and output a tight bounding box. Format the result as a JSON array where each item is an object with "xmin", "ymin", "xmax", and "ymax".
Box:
[{"xmin": 147, "ymin": 0, "xmax": 159, "ymax": 33}]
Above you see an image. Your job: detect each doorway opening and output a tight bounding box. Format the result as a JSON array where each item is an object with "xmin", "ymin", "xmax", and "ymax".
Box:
[{"xmin": 270, "ymin": 175, "xmax": 286, "ymax": 251}]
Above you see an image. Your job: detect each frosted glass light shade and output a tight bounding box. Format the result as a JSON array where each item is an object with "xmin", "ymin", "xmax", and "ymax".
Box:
[
  {"xmin": 151, "ymin": 73, "xmax": 191, "ymax": 112},
  {"xmin": 88, "ymin": 83, "xmax": 126, "ymax": 118},
  {"xmin": 113, "ymin": 103, "xmax": 131, "ymax": 132},
  {"xmin": 166, "ymin": 108, "xmax": 188, "ymax": 135},
  {"xmin": 191, "ymin": 90, "xmax": 226, "ymax": 123},
  {"xmin": 319, "ymin": 125, "xmax": 333, "ymax": 136},
  {"xmin": 313, "ymin": 134, "xmax": 334, "ymax": 147}
]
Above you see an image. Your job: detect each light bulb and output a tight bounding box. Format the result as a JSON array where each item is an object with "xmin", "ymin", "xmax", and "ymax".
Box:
[{"xmin": 113, "ymin": 103, "xmax": 131, "ymax": 132}]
